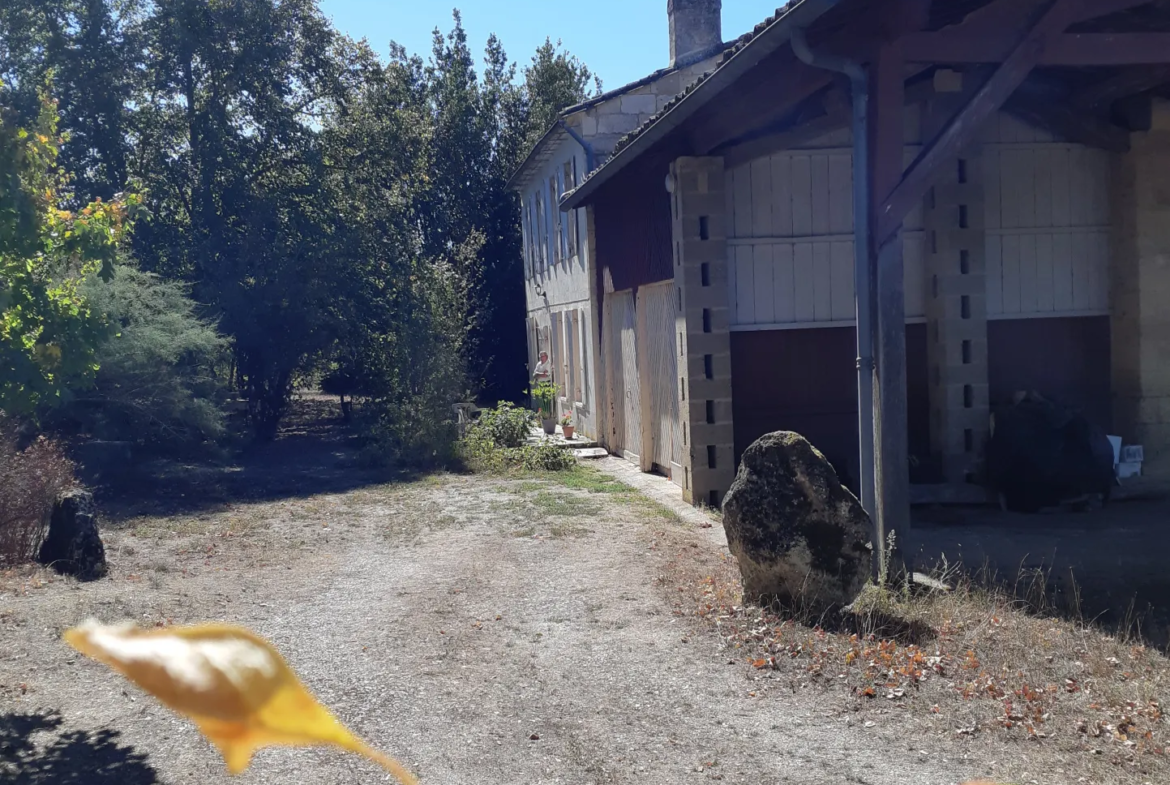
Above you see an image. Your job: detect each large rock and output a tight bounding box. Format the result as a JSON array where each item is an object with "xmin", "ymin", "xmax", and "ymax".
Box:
[
  {"xmin": 37, "ymin": 489, "xmax": 107, "ymax": 580},
  {"xmin": 722, "ymin": 432, "xmax": 872, "ymax": 612}
]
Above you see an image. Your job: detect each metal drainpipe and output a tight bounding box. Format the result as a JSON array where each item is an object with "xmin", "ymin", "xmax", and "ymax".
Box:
[
  {"xmin": 558, "ymin": 119, "xmax": 595, "ymax": 173},
  {"xmin": 790, "ymin": 27, "xmax": 876, "ymax": 517}
]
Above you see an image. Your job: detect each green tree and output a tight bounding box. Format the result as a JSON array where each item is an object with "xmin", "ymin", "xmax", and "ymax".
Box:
[
  {"xmin": 522, "ymin": 38, "xmax": 602, "ymax": 148},
  {"xmin": 0, "ymin": 86, "xmax": 139, "ymax": 414}
]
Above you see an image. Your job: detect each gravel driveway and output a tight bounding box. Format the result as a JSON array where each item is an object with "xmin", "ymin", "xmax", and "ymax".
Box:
[{"xmin": 2, "ymin": 470, "xmax": 988, "ymax": 785}]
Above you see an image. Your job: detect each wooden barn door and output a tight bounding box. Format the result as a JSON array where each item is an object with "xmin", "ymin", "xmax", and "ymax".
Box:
[
  {"xmin": 606, "ymin": 290, "xmax": 642, "ymax": 463},
  {"xmin": 638, "ymin": 282, "xmax": 681, "ymax": 483}
]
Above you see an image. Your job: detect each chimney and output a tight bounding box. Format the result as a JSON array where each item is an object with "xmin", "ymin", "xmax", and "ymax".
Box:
[{"xmin": 668, "ymin": 0, "xmax": 722, "ymax": 68}]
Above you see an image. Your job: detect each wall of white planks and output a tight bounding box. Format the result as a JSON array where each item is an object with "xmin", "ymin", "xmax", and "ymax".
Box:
[{"xmin": 725, "ymin": 112, "xmax": 1110, "ymax": 331}]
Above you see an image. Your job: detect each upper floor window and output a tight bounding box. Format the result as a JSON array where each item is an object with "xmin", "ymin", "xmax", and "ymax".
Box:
[
  {"xmin": 548, "ymin": 175, "xmax": 563, "ymax": 266},
  {"xmin": 532, "ymin": 191, "xmax": 545, "ymax": 272},
  {"xmin": 564, "ymin": 158, "xmax": 579, "ymax": 260}
]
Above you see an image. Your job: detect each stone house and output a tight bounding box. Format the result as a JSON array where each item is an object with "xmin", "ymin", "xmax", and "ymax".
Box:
[
  {"xmin": 507, "ymin": 0, "xmax": 725, "ymax": 442},
  {"xmin": 556, "ymin": 0, "xmax": 1170, "ymax": 534}
]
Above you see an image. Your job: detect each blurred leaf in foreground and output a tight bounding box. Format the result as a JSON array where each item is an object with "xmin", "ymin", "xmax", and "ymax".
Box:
[{"xmin": 64, "ymin": 619, "xmax": 418, "ymax": 783}]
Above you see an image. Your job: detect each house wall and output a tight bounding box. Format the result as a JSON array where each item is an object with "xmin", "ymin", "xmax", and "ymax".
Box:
[{"xmin": 521, "ymin": 135, "xmax": 597, "ymax": 437}]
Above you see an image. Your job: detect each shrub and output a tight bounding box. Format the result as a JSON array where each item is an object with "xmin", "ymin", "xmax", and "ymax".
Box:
[
  {"xmin": 458, "ymin": 403, "xmax": 573, "ymax": 473},
  {"xmin": 474, "ymin": 402, "xmax": 535, "ymax": 448},
  {"xmin": 0, "ymin": 417, "xmax": 75, "ymax": 565},
  {"xmin": 49, "ymin": 262, "xmax": 230, "ymax": 453}
]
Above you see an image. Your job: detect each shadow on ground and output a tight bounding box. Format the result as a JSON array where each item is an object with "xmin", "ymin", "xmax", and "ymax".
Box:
[
  {"xmin": 0, "ymin": 711, "xmax": 159, "ymax": 784},
  {"xmin": 92, "ymin": 397, "xmax": 427, "ymax": 521},
  {"xmin": 912, "ymin": 498, "xmax": 1170, "ymax": 648}
]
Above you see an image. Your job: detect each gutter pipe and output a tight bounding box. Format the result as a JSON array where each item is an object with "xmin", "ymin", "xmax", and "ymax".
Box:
[
  {"xmin": 790, "ymin": 26, "xmax": 876, "ymax": 518},
  {"xmin": 559, "ymin": 119, "xmax": 595, "ymax": 173}
]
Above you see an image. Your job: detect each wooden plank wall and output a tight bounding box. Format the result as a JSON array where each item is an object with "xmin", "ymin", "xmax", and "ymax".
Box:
[
  {"xmin": 726, "ymin": 111, "xmax": 1110, "ymax": 330},
  {"xmin": 980, "ymin": 114, "xmax": 1111, "ymax": 319},
  {"xmin": 726, "ymin": 115, "xmax": 926, "ymax": 329}
]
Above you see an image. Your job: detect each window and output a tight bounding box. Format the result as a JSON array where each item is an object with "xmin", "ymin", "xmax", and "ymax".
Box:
[
  {"xmin": 521, "ymin": 200, "xmax": 533, "ymax": 279},
  {"xmin": 568, "ymin": 310, "xmax": 585, "ymax": 404},
  {"xmin": 532, "ymin": 191, "xmax": 545, "ymax": 272},
  {"xmin": 548, "ymin": 175, "xmax": 562, "ymax": 266},
  {"xmin": 564, "ymin": 312, "xmax": 577, "ymax": 407},
  {"xmin": 550, "ymin": 312, "xmax": 563, "ymax": 393},
  {"xmin": 577, "ymin": 309, "xmax": 588, "ymax": 405},
  {"xmin": 566, "ymin": 158, "xmax": 579, "ymax": 260}
]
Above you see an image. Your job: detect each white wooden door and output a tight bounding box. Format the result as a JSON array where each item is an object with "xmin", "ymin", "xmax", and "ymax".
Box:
[
  {"xmin": 613, "ymin": 290, "xmax": 642, "ymax": 463},
  {"xmin": 639, "ymin": 282, "xmax": 681, "ymax": 481}
]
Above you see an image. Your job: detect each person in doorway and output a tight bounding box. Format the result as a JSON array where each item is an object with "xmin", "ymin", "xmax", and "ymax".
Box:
[{"xmin": 533, "ymin": 351, "xmax": 551, "ymax": 383}]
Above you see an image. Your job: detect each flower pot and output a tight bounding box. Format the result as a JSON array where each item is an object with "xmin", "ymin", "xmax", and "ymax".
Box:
[
  {"xmin": 541, "ymin": 417, "xmax": 556, "ymax": 435},
  {"xmin": 562, "ymin": 425, "xmax": 575, "ymax": 440}
]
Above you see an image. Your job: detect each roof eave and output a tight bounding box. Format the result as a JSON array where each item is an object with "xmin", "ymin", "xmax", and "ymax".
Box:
[
  {"xmin": 506, "ymin": 121, "xmax": 567, "ymax": 192},
  {"xmin": 560, "ymin": 0, "xmax": 840, "ymax": 211}
]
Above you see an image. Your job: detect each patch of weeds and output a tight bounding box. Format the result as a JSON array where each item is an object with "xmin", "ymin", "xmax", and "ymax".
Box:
[
  {"xmin": 509, "ymin": 480, "xmax": 550, "ymax": 494},
  {"xmin": 554, "ymin": 468, "xmax": 630, "ymax": 494},
  {"xmin": 510, "ymin": 525, "xmax": 537, "ymax": 538},
  {"xmin": 529, "ymin": 491, "xmax": 601, "ymax": 518},
  {"xmin": 548, "ymin": 523, "xmax": 591, "ymax": 539},
  {"xmin": 632, "ymin": 498, "xmax": 684, "ymax": 524}
]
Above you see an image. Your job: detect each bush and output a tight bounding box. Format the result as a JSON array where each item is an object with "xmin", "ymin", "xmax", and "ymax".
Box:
[
  {"xmin": 354, "ymin": 258, "xmax": 472, "ymax": 468},
  {"xmin": 0, "ymin": 418, "xmax": 76, "ymax": 565},
  {"xmin": 49, "ymin": 262, "xmax": 230, "ymax": 453},
  {"xmin": 458, "ymin": 403, "xmax": 574, "ymax": 473},
  {"xmin": 473, "ymin": 402, "xmax": 535, "ymax": 448}
]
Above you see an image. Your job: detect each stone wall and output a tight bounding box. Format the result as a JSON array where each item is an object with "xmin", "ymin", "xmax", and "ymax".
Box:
[{"xmin": 1111, "ymin": 107, "xmax": 1170, "ymax": 480}]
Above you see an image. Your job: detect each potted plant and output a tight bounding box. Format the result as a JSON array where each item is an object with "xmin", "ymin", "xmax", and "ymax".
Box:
[
  {"xmin": 532, "ymin": 380, "xmax": 558, "ymax": 435},
  {"xmin": 560, "ymin": 413, "xmax": 575, "ymax": 440}
]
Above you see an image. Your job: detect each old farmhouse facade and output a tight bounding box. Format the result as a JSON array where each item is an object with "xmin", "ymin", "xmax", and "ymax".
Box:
[
  {"xmin": 517, "ymin": 0, "xmax": 1170, "ymax": 543},
  {"xmin": 507, "ymin": 0, "xmax": 725, "ymax": 444}
]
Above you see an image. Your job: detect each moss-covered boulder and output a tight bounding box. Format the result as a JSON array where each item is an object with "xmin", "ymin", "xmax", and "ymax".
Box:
[{"xmin": 722, "ymin": 432, "xmax": 871, "ymax": 613}]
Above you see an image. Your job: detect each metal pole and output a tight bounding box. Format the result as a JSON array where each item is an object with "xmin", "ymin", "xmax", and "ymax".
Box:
[{"xmin": 790, "ymin": 28, "xmax": 876, "ymax": 516}]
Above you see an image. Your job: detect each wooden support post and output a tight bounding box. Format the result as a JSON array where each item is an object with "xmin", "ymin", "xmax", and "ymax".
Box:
[{"xmin": 867, "ymin": 41, "xmax": 911, "ymax": 578}]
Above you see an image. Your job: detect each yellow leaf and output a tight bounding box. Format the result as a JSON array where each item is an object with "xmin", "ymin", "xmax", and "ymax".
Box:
[{"xmin": 63, "ymin": 620, "xmax": 418, "ymax": 783}]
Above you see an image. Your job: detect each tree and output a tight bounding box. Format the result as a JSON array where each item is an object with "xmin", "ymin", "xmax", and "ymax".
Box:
[
  {"xmin": 522, "ymin": 38, "xmax": 602, "ymax": 148},
  {"xmin": 0, "ymin": 85, "xmax": 140, "ymax": 414},
  {"xmin": 128, "ymin": 0, "xmax": 361, "ymax": 437}
]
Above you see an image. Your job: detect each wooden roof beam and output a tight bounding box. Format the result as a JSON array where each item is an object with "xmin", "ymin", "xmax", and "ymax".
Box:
[
  {"xmin": 902, "ymin": 31, "xmax": 1170, "ymax": 65},
  {"xmin": 878, "ymin": 0, "xmax": 1085, "ymax": 241}
]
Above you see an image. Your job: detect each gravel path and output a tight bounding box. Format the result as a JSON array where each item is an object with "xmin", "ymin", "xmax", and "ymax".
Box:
[{"xmin": 1, "ymin": 472, "xmax": 984, "ymax": 785}]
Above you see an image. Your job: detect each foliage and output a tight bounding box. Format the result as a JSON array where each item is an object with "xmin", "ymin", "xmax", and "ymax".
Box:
[
  {"xmin": 458, "ymin": 402, "xmax": 573, "ymax": 473},
  {"xmin": 50, "ymin": 261, "xmax": 230, "ymax": 451},
  {"xmin": 0, "ymin": 416, "xmax": 75, "ymax": 565},
  {"xmin": 0, "ymin": 1, "xmax": 603, "ymax": 443},
  {"xmin": 559, "ymin": 413, "xmax": 572, "ymax": 427},
  {"xmin": 472, "ymin": 401, "xmax": 535, "ymax": 449},
  {"xmin": 532, "ymin": 380, "xmax": 558, "ymax": 417},
  {"xmin": 0, "ymin": 85, "xmax": 140, "ymax": 415},
  {"xmin": 522, "ymin": 38, "xmax": 602, "ymax": 149}
]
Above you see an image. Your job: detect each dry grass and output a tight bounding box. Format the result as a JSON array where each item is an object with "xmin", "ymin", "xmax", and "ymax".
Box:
[{"xmin": 660, "ymin": 532, "xmax": 1170, "ymax": 785}]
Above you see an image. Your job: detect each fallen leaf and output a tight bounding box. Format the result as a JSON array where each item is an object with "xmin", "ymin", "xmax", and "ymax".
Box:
[{"xmin": 63, "ymin": 620, "xmax": 417, "ymax": 783}]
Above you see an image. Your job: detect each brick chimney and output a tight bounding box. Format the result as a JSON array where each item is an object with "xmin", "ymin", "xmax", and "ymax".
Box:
[{"xmin": 668, "ymin": 0, "xmax": 722, "ymax": 68}]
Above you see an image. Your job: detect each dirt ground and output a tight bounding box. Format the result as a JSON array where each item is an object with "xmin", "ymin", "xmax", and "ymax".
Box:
[{"xmin": 0, "ymin": 400, "xmax": 1163, "ymax": 784}]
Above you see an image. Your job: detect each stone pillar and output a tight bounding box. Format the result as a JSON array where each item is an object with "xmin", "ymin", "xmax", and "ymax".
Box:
[
  {"xmin": 922, "ymin": 95, "xmax": 990, "ymax": 484},
  {"xmin": 670, "ymin": 156, "xmax": 736, "ymax": 507},
  {"xmin": 1111, "ymin": 117, "xmax": 1170, "ymax": 480}
]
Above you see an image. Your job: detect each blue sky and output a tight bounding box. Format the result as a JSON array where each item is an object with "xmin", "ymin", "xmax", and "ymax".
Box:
[{"xmin": 318, "ymin": 1, "xmax": 782, "ymax": 89}]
